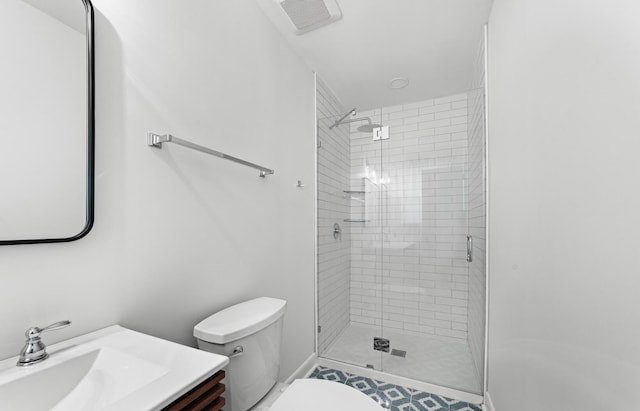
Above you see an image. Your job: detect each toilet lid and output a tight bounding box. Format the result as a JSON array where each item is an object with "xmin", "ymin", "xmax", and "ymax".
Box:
[
  {"xmin": 269, "ymin": 379, "xmax": 385, "ymax": 411},
  {"xmin": 194, "ymin": 297, "xmax": 286, "ymax": 344}
]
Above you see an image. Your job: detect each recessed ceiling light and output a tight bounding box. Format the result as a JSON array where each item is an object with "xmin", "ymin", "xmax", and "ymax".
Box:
[{"xmin": 389, "ymin": 77, "xmax": 409, "ymax": 89}]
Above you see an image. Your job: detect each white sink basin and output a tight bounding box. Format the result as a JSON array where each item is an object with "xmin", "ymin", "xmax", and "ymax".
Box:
[{"xmin": 0, "ymin": 325, "xmax": 228, "ymax": 410}]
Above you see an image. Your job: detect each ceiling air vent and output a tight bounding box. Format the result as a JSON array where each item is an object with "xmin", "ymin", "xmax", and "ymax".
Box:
[{"xmin": 277, "ymin": 0, "xmax": 342, "ymax": 35}]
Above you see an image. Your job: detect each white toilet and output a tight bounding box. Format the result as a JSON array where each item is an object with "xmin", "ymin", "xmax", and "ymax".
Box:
[
  {"xmin": 194, "ymin": 297, "xmax": 384, "ymax": 411},
  {"xmin": 194, "ymin": 297, "xmax": 287, "ymax": 411}
]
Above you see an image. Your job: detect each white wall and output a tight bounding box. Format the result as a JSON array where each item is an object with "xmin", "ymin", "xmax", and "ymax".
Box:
[
  {"xmin": 0, "ymin": 0, "xmax": 316, "ymax": 381},
  {"xmin": 487, "ymin": 0, "xmax": 640, "ymax": 409}
]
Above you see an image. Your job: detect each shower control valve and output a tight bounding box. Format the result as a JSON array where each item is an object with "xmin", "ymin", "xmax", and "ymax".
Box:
[{"xmin": 333, "ymin": 223, "xmax": 341, "ymax": 240}]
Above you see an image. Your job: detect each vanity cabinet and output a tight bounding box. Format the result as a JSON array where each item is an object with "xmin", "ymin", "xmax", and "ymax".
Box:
[{"xmin": 163, "ymin": 370, "xmax": 225, "ymax": 411}]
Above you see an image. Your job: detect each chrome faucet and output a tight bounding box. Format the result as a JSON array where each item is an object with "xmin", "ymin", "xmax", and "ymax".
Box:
[{"xmin": 17, "ymin": 320, "xmax": 71, "ymax": 366}]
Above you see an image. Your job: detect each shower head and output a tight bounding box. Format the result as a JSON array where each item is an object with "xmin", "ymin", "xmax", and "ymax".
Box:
[
  {"xmin": 352, "ymin": 117, "xmax": 382, "ymax": 133},
  {"xmin": 329, "ymin": 109, "xmax": 383, "ymax": 133},
  {"xmin": 357, "ymin": 122, "xmax": 383, "ymax": 133}
]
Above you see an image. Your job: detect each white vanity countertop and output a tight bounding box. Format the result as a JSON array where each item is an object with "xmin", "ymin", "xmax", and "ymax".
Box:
[{"xmin": 0, "ymin": 325, "xmax": 229, "ymax": 411}]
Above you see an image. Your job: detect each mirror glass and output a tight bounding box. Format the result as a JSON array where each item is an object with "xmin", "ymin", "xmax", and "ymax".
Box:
[{"xmin": 0, "ymin": 0, "xmax": 94, "ymax": 244}]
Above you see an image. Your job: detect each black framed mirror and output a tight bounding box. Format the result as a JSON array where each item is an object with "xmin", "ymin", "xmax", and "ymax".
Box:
[{"xmin": 0, "ymin": 0, "xmax": 94, "ymax": 245}]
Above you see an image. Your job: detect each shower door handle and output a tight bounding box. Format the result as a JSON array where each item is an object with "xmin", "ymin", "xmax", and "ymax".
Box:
[{"xmin": 466, "ymin": 235, "xmax": 473, "ymax": 262}]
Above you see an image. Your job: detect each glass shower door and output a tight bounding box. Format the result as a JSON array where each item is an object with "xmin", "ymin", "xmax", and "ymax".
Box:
[{"xmin": 377, "ymin": 96, "xmax": 483, "ymax": 394}]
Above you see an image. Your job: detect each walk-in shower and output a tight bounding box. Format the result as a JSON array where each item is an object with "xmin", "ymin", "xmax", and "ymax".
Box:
[{"xmin": 315, "ymin": 39, "xmax": 487, "ymax": 397}]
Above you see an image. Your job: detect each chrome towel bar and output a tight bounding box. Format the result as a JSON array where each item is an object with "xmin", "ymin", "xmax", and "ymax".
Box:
[{"xmin": 147, "ymin": 132, "xmax": 275, "ymax": 178}]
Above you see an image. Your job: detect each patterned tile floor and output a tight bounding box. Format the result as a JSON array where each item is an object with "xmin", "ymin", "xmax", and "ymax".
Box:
[{"xmin": 309, "ymin": 366, "xmax": 482, "ymax": 411}]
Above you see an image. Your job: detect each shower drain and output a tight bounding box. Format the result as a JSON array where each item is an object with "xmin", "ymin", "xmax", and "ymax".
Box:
[{"xmin": 373, "ymin": 337, "xmax": 390, "ymax": 353}]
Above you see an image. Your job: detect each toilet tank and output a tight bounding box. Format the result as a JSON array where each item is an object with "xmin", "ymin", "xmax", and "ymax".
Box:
[{"xmin": 194, "ymin": 297, "xmax": 287, "ymax": 411}]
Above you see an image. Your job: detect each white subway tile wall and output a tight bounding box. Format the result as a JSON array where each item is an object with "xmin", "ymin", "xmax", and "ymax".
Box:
[
  {"xmin": 316, "ymin": 77, "xmax": 351, "ymax": 354},
  {"xmin": 467, "ymin": 34, "xmax": 487, "ymax": 386},
  {"xmin": 349, "ymin": 95, "xmax": 470, "ymax": 341}
]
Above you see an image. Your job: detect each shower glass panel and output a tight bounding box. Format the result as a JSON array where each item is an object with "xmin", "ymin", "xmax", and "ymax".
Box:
[
  {"xmin": 316, "ymin": 77, "xmax": 383, "ymax": 370},
  {"xmin": 377, "ymin": 98, "xmax": 480, "ymax": 394},
  {"xmin": 315, "ymin": 75, "xmax": 486, "ymax": 396}
]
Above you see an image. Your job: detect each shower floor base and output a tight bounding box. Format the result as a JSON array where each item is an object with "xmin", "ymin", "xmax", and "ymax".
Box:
[{"xmin": 321, "ymin": 323, "xmax": 482, "ymax": 395}]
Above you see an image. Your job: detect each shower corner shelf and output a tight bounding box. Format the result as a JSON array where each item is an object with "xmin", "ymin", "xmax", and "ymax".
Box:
[
  {"xmin": 343, "ymin": 190, "xmax": 365, "ymax": 202},
  {"xmin": 343, "ymin": 219, "xmax": 370, "ymax": 223}
]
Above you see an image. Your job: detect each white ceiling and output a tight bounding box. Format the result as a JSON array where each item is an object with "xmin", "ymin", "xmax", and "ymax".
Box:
[{"xmin": 255, "ymin": 0, "xmax": 494, "ymax": 111}]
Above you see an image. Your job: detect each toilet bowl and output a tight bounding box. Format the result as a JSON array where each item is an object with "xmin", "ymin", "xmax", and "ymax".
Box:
[{"xmin": 269, "ymin": 379, "xmax": 385, "ymax": 411}]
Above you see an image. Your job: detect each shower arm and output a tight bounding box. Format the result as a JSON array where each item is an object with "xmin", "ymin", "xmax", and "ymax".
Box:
[
  {"xmin": 330, "ymin": 116, "xmax": 373, "ymax": 130},
  {"xmin": 329, "ymin": 108, "xmax": 356, "ymax": 130}
]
